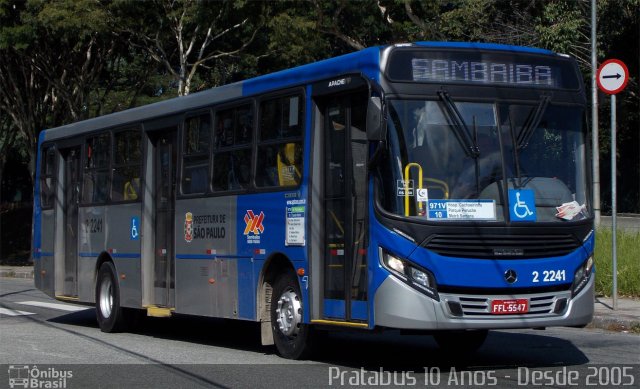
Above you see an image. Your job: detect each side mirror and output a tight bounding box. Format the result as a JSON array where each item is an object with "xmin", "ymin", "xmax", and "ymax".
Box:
[{"xmin": 366, "ymin": 96, "xmax": 385, "ymax": 141}]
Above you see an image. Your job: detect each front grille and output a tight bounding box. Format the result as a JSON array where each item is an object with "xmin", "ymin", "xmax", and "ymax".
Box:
[
  {"xmin": 449, "ymin": 293, "xmax": 560, "ymax": 317},
  {"xmin": 424, "ymin": 234, "xmax": 581, "ymax": 259}
]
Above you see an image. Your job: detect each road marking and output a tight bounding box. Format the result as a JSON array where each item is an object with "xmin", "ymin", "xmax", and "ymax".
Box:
[
  {"xmin": 17, "ymin": 301, "xmax": 90, "ymax": 312},
  {"xmin": 0, "ymin": 307, "xmax": 36, "ymax": 317}
]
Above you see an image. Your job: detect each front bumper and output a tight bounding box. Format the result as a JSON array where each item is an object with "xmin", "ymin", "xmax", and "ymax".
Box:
[{"xmin": 373, "ymin": 274, "xmax": 594, "ymax": 330}]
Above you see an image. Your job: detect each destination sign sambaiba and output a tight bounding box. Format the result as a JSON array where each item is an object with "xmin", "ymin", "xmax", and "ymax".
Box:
[{"xmin": 411, "ymin": 59, "xmax": 554, "ymax": 86}]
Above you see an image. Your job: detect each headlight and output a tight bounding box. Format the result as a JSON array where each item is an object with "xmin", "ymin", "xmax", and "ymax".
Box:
[
  {"xmin": 380, "ymin": 248, "xmax": 439, "ymax": 301},
  {"xmin": 386, "ymin": 255, "xmax": 405, "ymax": 274},
  {"xmin": 572, "ymin": 256, "xmax": 594, "ymax": 297}
]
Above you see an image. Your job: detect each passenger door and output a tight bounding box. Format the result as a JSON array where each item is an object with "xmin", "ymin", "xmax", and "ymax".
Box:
[
  {"xmin": 61, "ymin": 146, "xmax": 81, "ymax": 297},
  {"xmin": 320, "ymin": 91, "xmax": 369, "ymax": 322},
  {"xmin": 150, "ymin": 129, "xmax": 178, "ymax": 307}
]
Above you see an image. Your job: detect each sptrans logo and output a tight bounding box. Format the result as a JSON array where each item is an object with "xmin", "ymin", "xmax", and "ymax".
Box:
[
  {"xmin": 243, "ymin": 210, "xmax": 264, "ymax": 244},
  {"xmin": 8, "ymin": 365, "xmax": 73, "ymax": 388}
]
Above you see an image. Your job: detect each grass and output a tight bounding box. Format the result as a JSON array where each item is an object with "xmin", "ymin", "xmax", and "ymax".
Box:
[{"xmin": 594, "ymin": 229, "xmax": 640, "ymax": 298}]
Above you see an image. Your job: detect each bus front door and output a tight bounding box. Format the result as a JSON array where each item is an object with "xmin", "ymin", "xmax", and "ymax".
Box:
[
  {"xmin": 322, "ymin": 92, "xmax": 369, "ymax": 323},
  {"xmin": 151, "ymin": 130, "xmax": 177, "ymax": 308},
  {"xmin": 62, "ymin": 147, "xmax": 81, "ymax": 297}
]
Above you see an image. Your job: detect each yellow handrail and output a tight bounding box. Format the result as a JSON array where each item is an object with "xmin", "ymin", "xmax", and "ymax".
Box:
[
  {"xmin": 404, "ymin": 163, "xmax": 423, "ymax": 216},
  {"xmin": 424, "ymin": 177, "xmax": 450, "ymax": 200}
]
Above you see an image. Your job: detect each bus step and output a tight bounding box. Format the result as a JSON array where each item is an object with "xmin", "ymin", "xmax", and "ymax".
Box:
[{"xmin": 146, "ymin": 306, "xmax": 173, "ymax": 318}]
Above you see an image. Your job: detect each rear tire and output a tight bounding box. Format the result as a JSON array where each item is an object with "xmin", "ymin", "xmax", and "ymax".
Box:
[
  {"xmin": 270, "ymin": 272, "xmax": 314, "ymax": 359},
  {"xmin": 433, "ymin": 330, "xmax": 488, "ymax": 353},
  {"xmin": 96, "ymin": 262, "xmax": 129, "ymax": 332}
]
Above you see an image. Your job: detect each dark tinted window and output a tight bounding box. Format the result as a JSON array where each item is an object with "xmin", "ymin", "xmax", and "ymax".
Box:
[
  {"xmin": 214, "ymin": 105, "xmax": 252, "ymax": 148},
  {"xmin": 260, "ymin": 95, "xmax": 302, "ymax": 140},
  {"xmin": 212, "ymin": 149, "xmax": 252, "ymax": 191},
  {"xmin": 212, "ymin": 104, "xmax": 253, "ymax": 192},
  {"xmin": 40, "ymin": 146, "xmax": 56, "ymax": 208},
  {"xmin": 82, "ymin": 133, "xmax": 110, "ymax": 204},
  {"xmin": 182, "ymin": 114, "xmax": 211, "ymax": 194},
  {"xmin": 256, "ymin": 94, "xmax": 304, "ymax": 188},
  {"xmin": 112, "ymin": 129, "xmax": 142, "ymax": 202}
]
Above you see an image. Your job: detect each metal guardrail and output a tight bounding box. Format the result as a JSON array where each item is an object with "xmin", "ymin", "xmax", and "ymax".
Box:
[{"xmin": 599, "ymin": 214, "xmax": 640, "ymax": 233}]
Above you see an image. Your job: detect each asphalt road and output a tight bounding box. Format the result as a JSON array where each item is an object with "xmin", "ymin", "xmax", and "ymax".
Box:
[{"xmin": 1, "ymin": 277, "xmax": 639, "ymax": 388}]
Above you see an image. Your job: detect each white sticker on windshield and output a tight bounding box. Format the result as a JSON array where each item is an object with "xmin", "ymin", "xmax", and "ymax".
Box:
[
  {"xmin": 396, "ymin": 180, "xmax": 414, "ymax": 196},
  {"xmin": 416, "ymin": 188, "xmax": 429, "ymax": 202},
  {"xmin": 555, "ymin": 201, "xmax": 585, "ymax": 221},
  {"xmin": 427, "ymin": 200, "xmax": 497, "ymax": 221}
]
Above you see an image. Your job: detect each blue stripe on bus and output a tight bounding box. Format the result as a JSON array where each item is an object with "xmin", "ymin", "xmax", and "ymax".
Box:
[
  {"xmin": 79, "ymin": 252, "xmax": 101, "ymax": 258},
  {"xmin": 111, "ymin": 253, "xmax": 141, "ymax": 259},
  {"xmin": 79, "ymin": 252, "xmax": 140, "ymax": 259},
  {"xmin": 415, "ymin": 41, "xmax": 555, "ymax": 55},
  {"xmin": 175, "ymin": 254, "xmax": 248, "ymax": 260},
  {"xmin": 32, "ymin": 252, "xmax": 54, "ymax": 258}
]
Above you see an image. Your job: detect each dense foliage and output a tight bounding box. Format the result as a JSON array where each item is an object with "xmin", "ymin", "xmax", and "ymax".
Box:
[{"xmin": 1, "ymin": 0, "xmax": 638, "ymax": 214}]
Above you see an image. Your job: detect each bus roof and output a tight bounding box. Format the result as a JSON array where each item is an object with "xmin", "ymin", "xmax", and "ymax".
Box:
[
  {"xmin": 414, "ymin": 41, "xmax": 555, "ymax": 55},
  {"xmin": 41, "ymin": 41, "xmax": 560, "ymax": 142}
]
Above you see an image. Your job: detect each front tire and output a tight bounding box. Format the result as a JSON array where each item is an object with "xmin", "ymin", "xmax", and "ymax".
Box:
[
  {"xmin": 96, "ymin": 262, "xmax": 128, "ymax": 332},
  {"xmin": 271, "ymin": 272, "xmax": 314, "ymax": 359}
]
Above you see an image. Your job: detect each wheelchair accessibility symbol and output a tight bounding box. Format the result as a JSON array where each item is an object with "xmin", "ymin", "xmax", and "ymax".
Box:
[
  {"xmin": 509, "ymin": 189, "xmax": 536, "ymax": 222},
  {"xmin": 130, "ymin": 216, "xmax": 140, "ymax": 240}
]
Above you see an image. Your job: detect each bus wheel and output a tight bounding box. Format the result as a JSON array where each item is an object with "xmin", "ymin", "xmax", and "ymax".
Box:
[
  {"xmin": 96, "ymin": 262, "xmax": 127, "ymax": 333},
  {"xmin": 433, "ymin": 330, "xmax": 488, "ymax": 353},
  {"xmin": 271, "ymin": 273, "xmax": 313, "ymax": 359}
]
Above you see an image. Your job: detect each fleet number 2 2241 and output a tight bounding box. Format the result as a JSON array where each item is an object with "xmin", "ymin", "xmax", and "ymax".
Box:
[{"xmin": 532, "ymin": 270, "xmax": 566, "ymax": 283}]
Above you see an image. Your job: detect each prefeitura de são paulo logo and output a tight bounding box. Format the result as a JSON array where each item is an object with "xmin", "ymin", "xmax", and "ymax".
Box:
[{"xmin": 184, "ymin": 212, "xmax": 193, "ymax": 242}]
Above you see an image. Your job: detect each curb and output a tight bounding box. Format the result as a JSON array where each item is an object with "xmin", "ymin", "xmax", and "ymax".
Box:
[
  {"xmin": 0, "ymin": 269, "xmax": 34, "ymax": 279},
  {"xmin": 589, "ymin": 314, "xmax": 640, "ymax": 333}
]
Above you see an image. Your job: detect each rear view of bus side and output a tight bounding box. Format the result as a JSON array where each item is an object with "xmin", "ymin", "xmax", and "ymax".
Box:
[{"xmin": 33, "ymin": 42, "xmax": 594, "ymax": 359}]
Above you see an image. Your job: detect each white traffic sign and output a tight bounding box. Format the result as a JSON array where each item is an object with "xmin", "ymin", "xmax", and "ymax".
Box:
[{"xmin": 596, "ymin": 59, "xmax": 629, "ymax": 95}]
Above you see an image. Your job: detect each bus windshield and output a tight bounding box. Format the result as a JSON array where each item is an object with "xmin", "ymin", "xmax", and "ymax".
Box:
[{"xmin": 378, "ymin": 98, "xmax": 590, "ymax": 223}]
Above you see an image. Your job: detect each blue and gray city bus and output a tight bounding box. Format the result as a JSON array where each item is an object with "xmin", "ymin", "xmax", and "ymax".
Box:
[{"xmin": 32, "ymin": 42, "xmax": 594, "ymax": 359}]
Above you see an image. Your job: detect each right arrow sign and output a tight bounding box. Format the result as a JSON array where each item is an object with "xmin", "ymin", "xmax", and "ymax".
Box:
[{"xmin": 597, "ymin": 59, "xmax": 629, "ymax": 94}]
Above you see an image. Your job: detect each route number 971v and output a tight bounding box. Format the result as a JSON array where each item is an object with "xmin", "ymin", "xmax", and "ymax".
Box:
[{"xmin": 532, "ymin": 270, "xmax": 566, "ymax": 283}]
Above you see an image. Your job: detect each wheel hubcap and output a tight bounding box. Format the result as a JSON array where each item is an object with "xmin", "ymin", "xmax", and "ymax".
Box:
[
  {"xmin": 276, "ymin": 288, "xmax": 301, "ymax": 337},
  {"xmin": 99, "ymin": 276, "xmax": 113, "ymax": 319}
]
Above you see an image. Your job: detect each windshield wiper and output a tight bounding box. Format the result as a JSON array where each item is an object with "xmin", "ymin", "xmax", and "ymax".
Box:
[
  {"xmin": 516, "ymin": 95, "xmax": 550, "ymax": 150},
  {"xmin": 437, "ymin": 91, "xmax": 480, "ymax": 158}
]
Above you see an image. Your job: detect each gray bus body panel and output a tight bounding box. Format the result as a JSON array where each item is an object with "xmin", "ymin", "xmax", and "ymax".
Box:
[
  {"xmin": 77, "ymin": 205, "xmax": 106, "ymax": 302},
  {"xmin": 35, "ymin": 209, "xmax": 56, "ymax": 297},
  {"xmin": 174, "ymin": 196, "xmax": 242, "ymax": 318},
  {"xmin": 106, "ymin": 203, "xmax": 143, "ymax": 308},
  {"xmin": 42, "ymin": 83, "xmax": 242, "ymax": 142}
]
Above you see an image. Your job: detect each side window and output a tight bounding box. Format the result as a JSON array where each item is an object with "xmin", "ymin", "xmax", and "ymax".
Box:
[
  {"xmin": 256, "ymin": 94, "xmax": 304, "ymax": 187},
  {"xmin": 82, "ymin": 133, "xmax": 110, "ymax": 204},
  {"xmin": 213, "ymin": 104, "xmax": 253, "ymax": 192},
  {"xmin": 112, "ymin": 129, "xmax": 142, "ymax": 202},
  {"xmin": 40, "ymin": 146, "xmax": 56, "ymax": 209},
  {"xmin": 182, "ymin": 114, "xmax": 211, "ymax": 195}
]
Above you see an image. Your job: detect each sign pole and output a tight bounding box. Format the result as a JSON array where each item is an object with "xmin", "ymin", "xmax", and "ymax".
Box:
[
  {"xmin": 611, "ymin": 94, "xmax": 617, "ymax": 310},
  {"xmin": 591, "ymin": 0, "xmax": 600, "ymax": 228},
  {"xmin": 596, "ymin": 58, "xmax": 627, "ymax": 311}
]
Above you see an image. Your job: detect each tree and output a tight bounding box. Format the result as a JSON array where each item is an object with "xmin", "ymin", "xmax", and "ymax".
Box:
[
  {"xmin": 0, "ymin": 0, "xmax": 123, "ymax": 179},
  {"xmin": 117, "ymin": 0, "xmax": 263, "ymax": 96}
]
